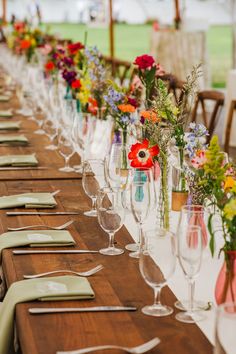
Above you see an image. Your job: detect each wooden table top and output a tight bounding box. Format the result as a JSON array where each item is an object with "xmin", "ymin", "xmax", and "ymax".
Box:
[{"xmin": 1, "ymin": 179, "xmax": 212, "ymax": 354}]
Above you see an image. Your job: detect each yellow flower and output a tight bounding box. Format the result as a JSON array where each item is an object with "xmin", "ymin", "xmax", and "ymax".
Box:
[
  {"xmin": 224, "ymin": 176, "xmax": 236, "ymax": 191},
  {"xmin": 31, "ymin": 38, "xmax": 36, "ymax": 47},
  {"xmin": 224, "ymin": 198, "xmax": 236, "ymax": 220}
]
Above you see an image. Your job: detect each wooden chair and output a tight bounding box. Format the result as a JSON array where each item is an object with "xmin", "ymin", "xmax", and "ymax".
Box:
[
  {"xmin": 224, "ymin": 99, "xmax": 236, "ymax": 153},
  {"xmin": 103, "ymin": 56, "xmax": 135, "ymax": 87},
  {"xmin": 156, "ymin": 73, "xmax": 185, "ymax": 105},
  {"xmin": 191, "ymin": 90, "xmax": 225, "ymax": 142}
]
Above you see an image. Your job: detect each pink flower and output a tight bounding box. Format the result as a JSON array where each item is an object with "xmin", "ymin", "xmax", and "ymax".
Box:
[
  {"xmin": 40, "ymin": 44, "xmax": 52, "ymax": 56},
  {"xmin": 191, "ymin": 150, "xmax": 207, "ymax": 169}
]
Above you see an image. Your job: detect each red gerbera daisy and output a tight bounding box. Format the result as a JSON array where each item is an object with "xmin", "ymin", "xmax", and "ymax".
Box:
[
  {"xmin": 71, "ymin": 79, "xmax": 82, "ymax": 89},
  {"xmin": 128, "ymin": 139, "xmax": 159, "ymax": 168}
]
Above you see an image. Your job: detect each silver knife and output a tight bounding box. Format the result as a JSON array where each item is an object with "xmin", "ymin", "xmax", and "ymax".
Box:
[
  {"xmin": 13, "ymin": 250, "xmax": 99, "ymax": 255},
  {"xmin": 29, "ymin": 306, "xmax": 137, "ymax": 314},
  {"xmin": 0, "ymin": 167, "xmax": 48, "ymax": 171},
  {"xmin": 7, "ymin": 211, "xmax": 81, "ymax": 216}
]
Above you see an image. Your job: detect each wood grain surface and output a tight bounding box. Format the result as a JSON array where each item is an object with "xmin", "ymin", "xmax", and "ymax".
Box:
[{"xmin": 1, "ymin": 179, "xmax": 212, "ymax": 354}]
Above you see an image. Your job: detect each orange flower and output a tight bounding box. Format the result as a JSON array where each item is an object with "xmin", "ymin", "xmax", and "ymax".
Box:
[
  {"xmin": 20, "ymin": 39, "xmax": 31, "ymax": 50},
  {"xmin": 88, "ymin": 97, "xmax": 98, "ymax": 107},
  {"xmin": 118, "ymin": 104, "xmax": 135, "ymax": 113},
  {"xmin": 141, "ymin": 110, "xmax": 159, "ymax": 123},
  {"xmin": 224, "ymin": 176, "xmax": 236, "ymax": 191}
]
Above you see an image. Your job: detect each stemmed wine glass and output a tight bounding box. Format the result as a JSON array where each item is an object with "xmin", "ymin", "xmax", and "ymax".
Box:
[
  {"xmin": 139, "ymin": 228, "xmax": 176, "ymax": 316},
  {"xmin": 176, "ymin": 225, "xmax": 205, "ymax": 323},
  {"xmin": 97, "ymin": 187, "xmax": 125, "ymax": 255},
  {"xmin": 175, "ymin": 204, "xmax": 209, "ymax": 311},
  {"xmin": 105, "ymin": 143, "xmax": 130, "ymax": 190},
  {"xmin": 127, "ymin": 168, "xmax": 153, "ymax": 258},
  {"xmin": 82, "ymin": 159, "xmax": 106, "ymax": 217},
  {"xmin": 57, "ymin": 128, "xmax": 75, "ymax": 172}
]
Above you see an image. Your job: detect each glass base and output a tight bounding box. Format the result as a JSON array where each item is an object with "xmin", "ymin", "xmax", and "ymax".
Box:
[
  {"xmin": 84, "ymin": 209, "xmax": 97, "ymax": 217},
  {"xmin": 17, "ymin": 109, "xmax": 32, "ymax": 116},
  {"xmin": 45, "ymin": 144, "xmax": 57, "ymax": 151},
  {"xmin": 125, "ymin": 243, "xmax": 139, "ymax": 252},
  {"xmin": 59, "ymin": 166, "xmax": 74, "ymax": 173},
  {"xmin": 142, "ymin": 304, "xmax": 173, "ymax": 317},
  {"xmin": 34, "ymin": 129, "xmax": 44, "ymax": 135},
  {"xmin": 175, "ymin": 300, "xmax": 210, "ymax": 311},
  {"xmin": 129, "ymin": 250, "xmax": 140, "ymax": 258},
  {"xmin": 175, "ymin": 311, "xmax": 205, "ymax": 323},
  {"xmin": 99, "ymin": 247, "xmax": 124, "ymax": 256},
  {"xmin": 73, "ymin": 164, "xmax": 83, "ymax": 173}
]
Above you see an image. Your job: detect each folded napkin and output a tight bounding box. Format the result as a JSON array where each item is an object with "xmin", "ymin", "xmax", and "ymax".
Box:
[
  {"xmin": 0, "ymin": 110, "xmax": 13, "ymax": 118},
  {"xmin": 0, "ymin": 193, "xmax": 57, "ymax": 209},
  {"xmin": 0, "ymin": 122, "xmax": 20, "ymax": 131},
  {"xmin": 0, "ymin": 276, "xmax": 95, "ymax": 354},
  {"xmin": 0, "ymin": 95, "xmax": 10, "ymax": 102},
  {"xmin": 0, "ymin": 135, "xmax": 28, "ymax": 146},
  {"xmin": 0, "ymin": 230, "xmax": 75, "ymax": 261},
  {"xmin": 0, "ymin": 154, "xmax": 38, "ymax": 167}
]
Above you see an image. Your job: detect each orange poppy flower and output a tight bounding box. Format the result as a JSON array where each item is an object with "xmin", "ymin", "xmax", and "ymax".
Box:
[
  {"xmin": 128, "ymin": 139, "xmax": 159, "ymax": 168},
  {"xmin": 20, "ymin": 39, "xmax": 31, "ymax": 50},
  {"xmin": 118, "ymin": 104, "xmax": 135, "ymax": 113},
  {"xmin": 141, "ymin": 110, "xmax": 160, "ymax": 123}
]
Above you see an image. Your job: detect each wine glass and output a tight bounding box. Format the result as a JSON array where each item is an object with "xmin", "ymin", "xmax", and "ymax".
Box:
[
  {"xmin": 97, "ymin": 187, "xmax": 125, "ymax": 255},
  {"xmin": 82, "ymin": 159, "xmax": 106, "ymax": 217},
  {"xmin": 126, "ymin": 168, "xmax": 153, "ymax": 257},
  {"xmin": 215, "ymin": 302, "xmax": 236, "ymax": 354},
  {"xmin": 105, "ymin": 143, "xmax": 130, "ymax": 189},
  {"xmin": 175, "ymin": 204, "xmax": 209, "ymax": 311},
  {"xmin": 57, "ymin": 128, "xmax": 74, "ymax": 172},
  {"xmin": 176, "ymin": 225, "xmax": 205, "ymax": 323},
  {"xmin": 139, "ymin": 228, "xmax": 176, "ymax": 316}
]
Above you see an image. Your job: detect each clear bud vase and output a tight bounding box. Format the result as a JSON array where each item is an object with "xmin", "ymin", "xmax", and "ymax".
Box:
[
  {"xmin": 156, "ymin": 154, "xmax": 171, "ymax": 230},
  {"xmin": 171, "ymin": 146, "xmax": 188, "ymax": 211}
]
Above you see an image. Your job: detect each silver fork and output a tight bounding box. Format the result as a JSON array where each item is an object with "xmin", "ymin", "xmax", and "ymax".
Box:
[
  {"xmin": 7, "ymin": 220, "xmax": 74, "ymax": 231},
  {"xmin": 56, "ymin": 338, "xmax": 160, "ymax": 354},
  {"xmin": 23, "ymin": 264, "xmax": 104, "ymax": 279}
]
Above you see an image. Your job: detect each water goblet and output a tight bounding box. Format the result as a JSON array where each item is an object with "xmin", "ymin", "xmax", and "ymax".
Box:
[
  {"xmin": 82, "ymin": 159, "xmax": 106, "ymax": 217},
  {"xmin": 139, "ymin": 228, "xmax": 176, "ymax": 316},
  {"xmin": 97, "ymin": 187, "xmax": 125, "ymax": 256}
]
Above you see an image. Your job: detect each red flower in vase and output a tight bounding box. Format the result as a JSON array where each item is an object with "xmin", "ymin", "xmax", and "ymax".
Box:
[
  {"xmin": 68, "ymin": 42, "xmax": 84, "ymax": 55},
  {"xmin": 45, "ymin": 61, "xmax": 55, "ymax": 71},
  {"xmin": 71, "ymin": 79, "xmax": 82, "ymax": 89},
  {"xmin": 20, "ymin": 39, "xmax": 31, "ymax": 50},
  {"xmin": 134, "ymin": 54, "xmax": 155, "ymax": 70},
  {"xmin": 128, "ymin": 139, "xmax": 159, "ymax": 168}
]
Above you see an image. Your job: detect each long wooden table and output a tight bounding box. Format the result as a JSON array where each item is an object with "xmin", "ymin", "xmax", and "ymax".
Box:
[
  {"xmin": 0, "ymin": 72, "xmax": 213, "ymax": 354},
  {"xmin": 1, "ymin": 179, "xmax": 212, "ymax": 354}
]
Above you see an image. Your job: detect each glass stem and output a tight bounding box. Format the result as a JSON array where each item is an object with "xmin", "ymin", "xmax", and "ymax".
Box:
[
  {"xmin": 154, "ymin": 287, "xmax": 162, "ymax": 307},
  {"xmin": 108, "ymin": 232, "xmax": 115, "ymax": 249},
  {"xmin": 138, "ymin": 222, "xmax": 143, "ymax": 245},
  {"xmin": 91, "ymin": 197, "xmax": 96, "ymax": 211},
  {"xmin": 64, "ymin": 156, "xmax": 70, "ymax": 168},
  {"xmin": 188, "ymin": 279, "xmax": 195, "ymax": 315}
]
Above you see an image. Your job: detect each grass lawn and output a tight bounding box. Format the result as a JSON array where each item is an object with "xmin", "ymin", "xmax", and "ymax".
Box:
[{"xmin": 43, "ymin": 22, "xmax": 232, "ymax": 87}]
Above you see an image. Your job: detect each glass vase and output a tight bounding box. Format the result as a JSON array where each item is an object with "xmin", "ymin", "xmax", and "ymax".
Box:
[
  {"xmin": 156, "ymin": 154, "xmax": 171, "ymax": 230},
  {"xmin": 215, "ymin": 251, "xmax": 236, "ymax": 305}
]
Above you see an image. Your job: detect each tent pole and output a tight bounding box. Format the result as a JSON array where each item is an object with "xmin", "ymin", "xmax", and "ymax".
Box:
[
  {"xmin": 109, "ymin": 0, "xmax": 114, "ymax": 59},
  {"xmin": 2, "ymin": 0, "xmax": 6, "ymax": 23}
]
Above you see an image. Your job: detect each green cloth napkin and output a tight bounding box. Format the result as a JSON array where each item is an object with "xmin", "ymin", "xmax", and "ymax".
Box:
[
  {"xmin": 0, "ymin": 193, "xmax": 57, "ymax": 209},
  {"xmin": 0, "ymin": 135, "xmax": 28, "ymax": 146},
  {"xmin": 0, "ymin": 276, "xmax": 95, "ymax": 354},
  {"xmin": 0, "ymin": 230, "xmax": 75, "ymax": 261},
  {"xmin": 0, "ymin": 111, "xmax": 13, "ymax": 118},
  {"xmin": 0, "ymin": 154, "xmax": 38, "ymax": 167},
  {"xmin": 0, "ymin": 122, "xmax": 20, "ymax": 131},
  {"xmin": 0, "ymin": 95, "xmax": 10, "ymax": 102}
]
